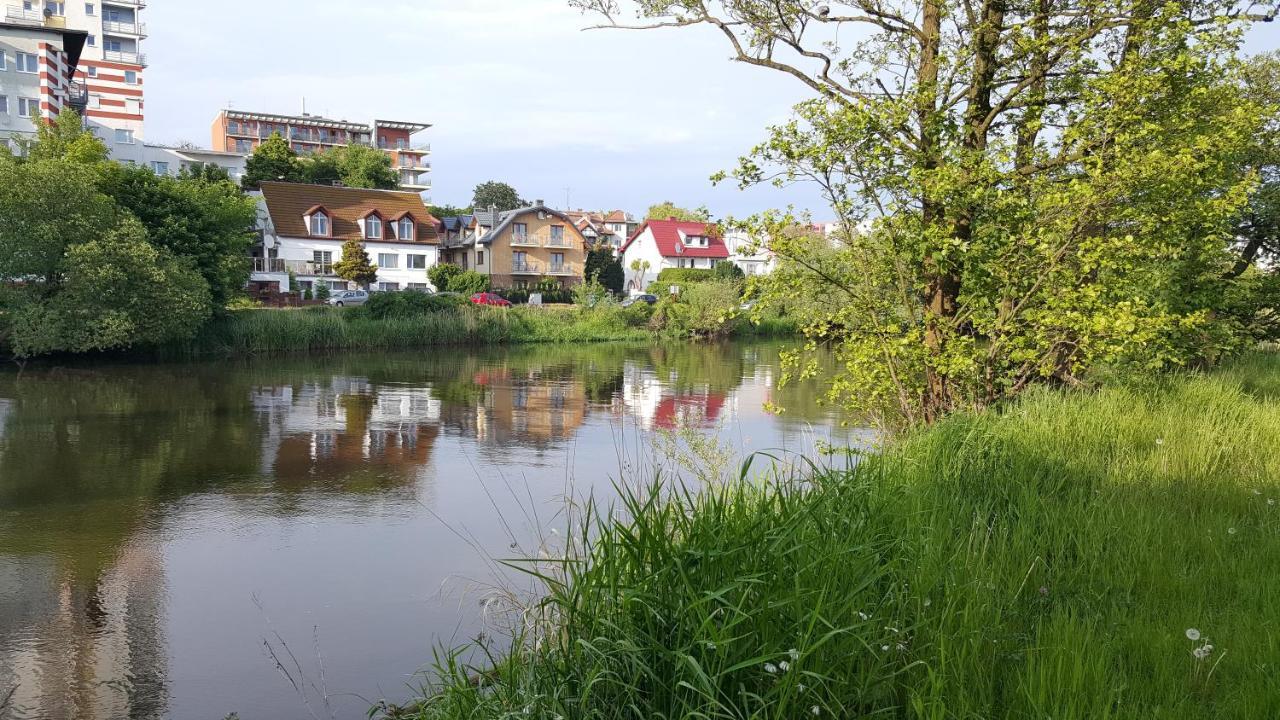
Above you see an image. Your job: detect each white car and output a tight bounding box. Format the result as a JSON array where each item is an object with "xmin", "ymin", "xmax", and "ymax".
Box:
[{"xmin": 328, "ymin": 290, "xmax": 369, "ymax": 307}]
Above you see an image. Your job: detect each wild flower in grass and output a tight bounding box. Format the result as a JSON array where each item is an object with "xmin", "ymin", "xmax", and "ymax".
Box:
[
  {"xmin": 798, "ymin": 683, "xmax": 807, "ymax": 692},
  {"xmin": 1186, "ymin": 628, "xmax": 1201, "ymax": 641},
  {"xmin": 764, "ymin": 663, "xmax": 778, "ymax": 674},
  {"xmin": 1269, "ymin": 499, "xmax": 1276, "ymax": 506},
  {"xmin": 779, "ymin": 660, "xmax": 791, "ymax": 672},
  {"xmin": 704, "ymin": 641, "xmax": 716, "ymax": 651},
  {"xmin": 1156, "ymin": 438, "xmax": 1164, "ymax": 446},
  {"xmin": 1228, "ymin": 527, "xmax": 1238, "ymax": 535},
  {"xmin": 857, "ymin": 612, "xmax": 869, "ymax": 621},
  {"xmin": 811, "ymin": 706, "xmax": 821, "ymax": 716},
  {"xmin": 881, "ymin": 645, "xmax": 890, "ymax": 652},
  {"xmin": 1039, "ymin": 586, "xmax": 1050, "ymax": 597},
  {"xmin": 1254, "ymin": 489, "xmax": 1263, "ymax": 496},
  {"xmin": 1193, "ymin": 645, "xmax": 1214, "ymax": 660},
  {"xmin": 788, "ymin": 648, "xmax": 800, "ymax": 662}
]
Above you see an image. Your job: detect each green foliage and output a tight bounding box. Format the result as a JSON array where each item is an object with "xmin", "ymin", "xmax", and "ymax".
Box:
[
  {"xmin": 361, "ymin": 290, "xmax": 467, "ymax": 320},
  {"xmin": 648, "ymin": 280, "xmax": 743, "ymax": 339},
  {"xmin": 655, "ymin": 268, "xmax": 716, "ymax": 285},
  {"xmin": 0, "ymin": 155, "xmax": 115, "ymax": 282},
  {"xmin": 314, "ymin": 282, "xmax": 331, "ymax": 301},
  {"xmin": 403, "ymin": 352, "xmax": 1280, "ymax": 720},
  {"xmin": 713, "ymin": 261, "xmax": 745, "ymax": 281},
  {"xmin": 585, "ymin": 248, "xmax": 624, "ymax": 294},
  {"xmin": 9, "ymin": 110, "xmax": 109, "ymax": 166},
  {"xmin": 179, "ymin": 162, "xmax": 233, "ymax": 184},
  {"xmin": 8, "ymin": 219, "xmax": 212, "ymax": 357},
  {"xmin": 446, "ymin": 270, "xmax": 490, "ymax": 295},
  {"xmin": 240, "ymin": 133, "xmax": 301, "ymax": 190},
  {"xmin": 428, "ymin": 263, "xmax": 464, "ymax": 292},
  {"xmin": 471, "ymin": 181, "xmax": 524, "ymax": 212},
  {"xmin": 300, "ymin": 144, "xmax": 399, "ymax": 190},
  {"xmin": 646, "ymin": 201, "xmax": 711, "ymax": 222},
  {"xmin": 429, "ymin": 204, "xmax": 473, "ymax": 218},
  {"xmin": 333, "ymin": 239, "xmax": 379, "ymax": 288},
  {"xmin": 98, "ymin": 162, "xmax": 258, "ymax": 307}
]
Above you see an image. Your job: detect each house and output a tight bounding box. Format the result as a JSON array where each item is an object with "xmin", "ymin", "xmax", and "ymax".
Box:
[
  {"xmin": 564, "ymin": 209, "xmax": 638, "ymax": 253},
  {"xmin": 439, "ymin": 201, "xmax": 587, "ymax": 289},
  {"xmin": 249, "ymin": 182, "xmax": 440, "ymax": 295},
  {"xmin": 724, "ymin": 229, "xmax": 777, "ymax": 277},
  {"xmin": 620, "ymin": 218, "xmax": 731, "ymax": 292}
]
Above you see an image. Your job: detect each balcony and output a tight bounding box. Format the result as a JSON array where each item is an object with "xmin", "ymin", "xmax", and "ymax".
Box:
[
  {"xmin": 548, "ymin": 264, "xmax": 574, "ymax": 276},
  {"xmin": 252, "ymin": 258, "xmax": 337, "ymax": 277},
  {"xmin": 64, "ymin": 81, "xmax": 89, "ymax": 112},
  {"xmin": 5, "ymin": 5, "xmax": 61, "ymax": 25},
  {"xmin": 105, "ymin": 0, "xmax": 147, "ymax": 6},
  {"xmin": 546, "ymin": 236, "xmax": 572, "ymax": 248},
  {"xmin": 510, "ymin": 234, "xmax": 541, "ymax": 248},
  {"xmin": 103, "ymin": 20, "xmax": 146, "ymax": 37},
  {"xmin": 102, "ymin": 50, "xmax": 147, "ymax": 66},
  {"xmin": 511, "ymin": 260, "xmax": 542, "ymax": 275}
]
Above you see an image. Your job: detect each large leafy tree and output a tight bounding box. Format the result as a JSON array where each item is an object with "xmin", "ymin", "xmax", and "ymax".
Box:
[
  {"xmin": 1226, "ymin": 51, "xmax": 1280, "ymax": 278},
  {"xmin": 240, "ymin": 133, "xmax": 302, "ymax": 189},
  {"xmin": 301, "ymin": 144, "xmax": 400, "ymax": 190},
  {"xmin": 575, "ymin": 0, "xmax": 1275, "ymax": 423},
  {"xmin": 333, "ymin": 239, "xmax": 379, "ymax": 289},
  {"xmin": 472, "ymin": 181, "xmax": 525, "ymax": 212},
  {"xmin": 586, "ymin": 247, "xmax": 625, "ymax": 295},
  {"xmin": 646, "ymin": 201, "xmax": 710, "ymax": 222}
]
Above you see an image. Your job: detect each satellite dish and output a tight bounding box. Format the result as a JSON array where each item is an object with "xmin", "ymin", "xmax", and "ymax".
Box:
[{"xmin": 43, "ymin": 7, "xmax": 53, "ymax": 17}]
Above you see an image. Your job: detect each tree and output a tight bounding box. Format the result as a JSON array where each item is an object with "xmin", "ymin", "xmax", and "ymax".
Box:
[
  {"xmin": 301, "ymin": 144, "xmax": 399, "ymax": 190},
  {"xmin": 586, "ymin": 248, "xmax": 624, "ymax": 295},
  {"xmin": 1226, "ymin": 52, "xmax": 1280, "ymax": 278},
  {"xmin": 472, "ymin": 181, "xmax": 524, "ymax": 212},
  {"xmin": 428, "ymin": 263, "xmax": 464, "ymax": 292},
  {"xmin": 646, "ymin": 202, "xmax": 710, "ymax": 222},
  {"xmin": 628, "ymin": 258, "xmax": 652, "ymax": 293},
  {"xmin": 333, "ymin": 239, "xmax": 379, "ymax": 289},
  {"xmin": 8, "ymin": 110, "xmax": 109, "ymax": 166},
  {"xmin": 575, "ymin": 1, "xmax": 1272, "ymax": 423},
  {"xmin": 0, "ymin": 155, "xmax": 115, "ymax": 285},
  {"xmin": 429, "ymin": 204, "xmax": 473, "ymax": 218},
  {"xmin": 180, "ymin": 162, "xmax": 233, "ymax": 184},
  {"xmin": 99, "ymin": 163, "xmax": 258, "ymax": 308},
  {"xmin": 448, "ymin": 271, "xmax": 490, "ymax": 295},
  {"xmin": 241, "ymin": 133, "xmax": 302, "ymax": 189}
]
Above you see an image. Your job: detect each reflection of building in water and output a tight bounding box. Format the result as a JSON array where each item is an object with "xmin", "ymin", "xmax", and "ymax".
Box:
[
  {"xmin": 440, "ymin": 369, "xmax": 587, "ymax": 446},
  {"xmin": 251, "ymin": 378, "xmax": 441, "ymax": 484},
  {"xmin": 0, "ymin": 538, "xmax": 168, "ymax": 719},
  {"xmin": 621, "ymin": 362, "xmax": 728, "ymax": 431}
]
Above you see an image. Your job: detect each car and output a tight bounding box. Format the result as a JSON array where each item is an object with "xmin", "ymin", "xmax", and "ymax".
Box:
[
  {"xmin": 622, "ymin": 294, "xmax": 659, "ymax": 307},
  {"xmin": 470, "ymin": 292, "xmax": 512, "ymax": 307},
  {"xmin": 328, "ymin": 290, "xmax": 369, "ymax": 307}
]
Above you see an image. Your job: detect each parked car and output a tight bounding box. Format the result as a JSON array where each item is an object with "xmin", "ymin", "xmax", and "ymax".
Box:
[
  {"xmin": 328, "ymin": 290, "xmax": 369, "ymax": 307},
  {"xmin": 470, "ymin": 292, "xmax": 512, "ymax": 308},
  {"xmin": 622, "ymin": 294, "xmax": 659, "ymax": 307}
]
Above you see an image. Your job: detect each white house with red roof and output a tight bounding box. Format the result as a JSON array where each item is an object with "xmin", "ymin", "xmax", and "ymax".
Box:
[{"xmin": 620, "ymin": 218, "xmax": 731, "ymax": 292}]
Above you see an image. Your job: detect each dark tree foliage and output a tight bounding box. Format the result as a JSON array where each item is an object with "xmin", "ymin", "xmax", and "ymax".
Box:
[
  {"xmin": 586, "ymin": 248, "xmax": 625, "ymax": 295},
  {"xmin": 472, "ymin": 181, "xmax": 525, "ymax": 212}
]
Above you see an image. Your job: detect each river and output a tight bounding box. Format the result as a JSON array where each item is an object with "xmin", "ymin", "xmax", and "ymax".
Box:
[{"xmin": 0, "ymin": 341, "xmax": 864, "ymax": 720}]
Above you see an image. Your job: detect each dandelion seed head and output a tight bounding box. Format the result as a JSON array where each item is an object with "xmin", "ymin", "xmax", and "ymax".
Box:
[
  {"xmin": 788, "ymin": 648, "xmax": 800, "ymax": 661},
  {"xmin": 881, "ymin": 645, "xmax": 890, "ymax": 651},
  {"xmin": 1039, "ymin": 586, "xmax": 1050, "ymax": 596},
  {"xmin": 798, "ymin": 683, "xmax": 807, "ymax": 692},
  {"xmin": 1269, "ymin": 499, "xmax": 1276, "ymax": 506},
  {"xmin": 1228, "ymin": 527, "xmax": 1238, "ymax": 535},
  {"xmin": 779, "ymin": 661, "xmax": 791, "ymax": 672},
  {"xmin": 1193, "ymin": 646, "xmax": 1211, "ymax": 660},
  {"xmin": 1186, "ymin": 628, "xmax": 1201, "ymax": 641}
]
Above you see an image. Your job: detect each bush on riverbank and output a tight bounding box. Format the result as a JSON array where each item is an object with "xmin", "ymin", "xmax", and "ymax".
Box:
[{"xmin": 396, "ymin": 352, "xmax": 1280, "ymax": 720}]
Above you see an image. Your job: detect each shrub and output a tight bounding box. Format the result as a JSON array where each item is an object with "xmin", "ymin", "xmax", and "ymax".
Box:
[
  {"xmin": 656, "ymin": 268, "xmax": 716, "ymax": 284},
  {"xmin": 713, "ymin": 261, "xmax": 746, "ymax": 281},
  {"xmin": 362, "ymin": 290, "xmax": 466, "ymax": 320},
  {"xmin": 428, "ymin": 263, "xmax": 464, "ymax": 292},
  {"xmin": 315, "ymin": 282, "xmax": 331, "ymax": 301},
  {"xmin": 649, "ymin": 280, "xmax": 743, "ymax": 338},
  {"xmin": 447, "ymin": 270, "xmax": 490, "ymax": 295}
]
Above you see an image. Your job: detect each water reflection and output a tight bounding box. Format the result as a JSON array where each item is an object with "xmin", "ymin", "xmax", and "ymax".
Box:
[{"xmin": 0, "ymin": 342, "xmax": 857, "ymax": 720}]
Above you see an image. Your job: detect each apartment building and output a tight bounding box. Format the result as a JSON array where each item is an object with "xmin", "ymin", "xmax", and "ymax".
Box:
[
  {"xmin": 210, "ymin": 110, "xmax": 432, "ymax": 192},
  {"xmin": 4, "ymin": 0, "xmax": 147, "ymax": 158},
  {"xmin": 0, "ymin": 19, "xmax": 87, "ymax": 146},
  {"xmin": 250, "ymin": 182, "xmax": 441, "ymax": 295},
  {"xmin": 440, "ymin": 202, "xmax": 587, "ymax": 290}
]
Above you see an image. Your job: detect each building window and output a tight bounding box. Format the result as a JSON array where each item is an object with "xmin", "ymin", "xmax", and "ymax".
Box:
[
  {"xmin": 398, "ymin": 217, "xmax": 414, "ymax": 240},
  {"xmin": 104, "ymin": 39, "xmax": 121, "ymax": 52},
  {"xmin": 550, "ymin": 225, "xmax": 565, "ymax": 244},
  {"xmin": 365, "ymin": 216, "xmax": 382, "ymax": 240},
  {"xmin": 477, "ymin": 250, "xmax": 484, "ymax": 266},
  {"xmin": 43, "ymin": 1, "xmax": 64, "ymax": 14},
  {"xmin": 513, "ymin": 223, "xmax": 529, "ymax": 242},
  {"xmin": 124, "ymin": 70, "xmax": 138, "ymax": 85},
  {"xmin": 150, "ymin": 161, "xmax": 169, "ymax": 175},
  {"xmin": 16, "ymin": 53, "xmax": 38, "ymax": 74},
  {"xmin": 0, "ymin": 97, "xmax": 7, "ymax": 115},
  {"xmin": 0, "ymin": 51, "xmax": 6, "ymax": 70},
  {"xmin": 85, "ymin": 3, "xmax": 93, "ymax": 14},
  {"xmin": 308, "ymin": 212, "xmax": 329, "ymax": 237},
  {"xmin": 115, "ymin": 129, "xmax": 134, "ymax": 144},
  {"xmin": 406, "ymin": 254, "xmax": 428, "ymax": 270},
  {"xmin": 377, "ymin": 253, "xmax": 398, "ymax": 269},
  {"xmin": 407, "ymin": 283, "xmax": 430, "ymax": 291},
  {"xmin": 234, "ymin": 139, "xmax": 252, "ymax": 153},
  {"xmin": 17, "ymin": 98, "xmax": 38, "ymax": 118},
  {"xmin": 87, "ymin": 66, "xmax": 96, "ymax": 77},
  {"xmin": 513, "ymin": 251, "xmax": 528, "ymax": 271},
  {"xmin": 551, "ymin": 252, "xmax": 565, "ymax": 272},
  {"xmin": 87, "ymin": 34, "xmax": 96, "ymax": 46},
  {"xmin": 377, "ymin": 282, "xmax": 400, "ymax": 292},
  {"xmin": 313, "ymin": 250, "xmax": 333, "ymax": 274}
]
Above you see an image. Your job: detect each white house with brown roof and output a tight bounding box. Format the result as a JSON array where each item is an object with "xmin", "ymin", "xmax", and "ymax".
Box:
[{"xmin": 250, "ymin": 182, "xmax": 440, "ymax": 294}]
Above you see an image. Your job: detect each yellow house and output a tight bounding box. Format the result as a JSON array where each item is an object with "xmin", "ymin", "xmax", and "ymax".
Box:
[{"xmin": 440, "ymin": 201, "xmax": 588, "ymax": 289}]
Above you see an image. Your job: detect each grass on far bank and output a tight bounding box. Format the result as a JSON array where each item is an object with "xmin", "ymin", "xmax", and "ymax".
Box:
[
  {"xmin": 391, "ymin": 351, "xmax": 1280, "ymax": 720},
  {"xmin": 162, "ymin": 301, "xmax": 797, "ymax": 359}
]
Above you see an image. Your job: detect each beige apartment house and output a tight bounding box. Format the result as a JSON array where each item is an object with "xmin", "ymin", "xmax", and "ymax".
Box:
[{"xmin": 440, "ymin": 202, "xmax": 587, "ymax": 289}]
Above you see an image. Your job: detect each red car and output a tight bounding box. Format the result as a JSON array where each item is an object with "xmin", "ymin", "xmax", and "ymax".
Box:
[{"xmin": 470, "ymin": 292, "xmax": 512, "ymax": 307}]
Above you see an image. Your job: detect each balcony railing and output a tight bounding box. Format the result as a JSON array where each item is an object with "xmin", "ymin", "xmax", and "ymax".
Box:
[
  {"xmin": 103, "ymin": 20, "xmax": 146, "ymax": 36},
  {"xmin": 106, "ymin": 0, "xmax": 147, "ymax": 7},
  {"xmin": 252, "ymin": 258, "xmax": 336, "ymax": 276},
  {"xmin": 511, "ymin": 260, "xmax": 542, "ymax": 275},
  {"xmin": 64, "ymin": 81, "xmax": 88, "ymax": 111},
  {"xmin": 548, "ymin": 264, "xmax": 574, "ymax": 276},
  {"xmin": 5, "ymin": 6, "xmax": 62, "ymax": 25},
  {"xmin": 510, "ymin": 234, "xmax": 541, "ymax": 247},
  {"xmin": 102, "ymin": 50, "xmax": 147, "ymax": 66},
  {"xmin": 547, "ymin": 236, "xmax": 571, "ymax": 248}
]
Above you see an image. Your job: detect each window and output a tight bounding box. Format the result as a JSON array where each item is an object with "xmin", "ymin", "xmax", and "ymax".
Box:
[
  {"xmin": 115, "ymin": 129, "xmax": 134, "ymax": 144},
  {"xmin": 328, "ymin": 280, "xmax": 346, "ymax": 291},
  {"xmin": 104, "ymin": 39, "xmax": 121, "ymax": 52},
  {"xmin": 377, "ymin": 282, "xmax": 400, "ymax": 292},
  {"xmin": 87, "ymin": 66, "xmax": 97, "ymax": 77},
  {"xmin": 477, "ymin": 250, "xmax": 484, "ymax": 266},
  {"xmin": 365, "ymin": 216, "xmax": 382, "ymax": 240},
  {"xmin": 377, "ymin": 253, "xmax": 398, "ymax": 269},
  {"xmin": 0, "ymin": 97, "xmax": 7, "ymax": 115},
  {"xmin": 150, "ymin": 161, "xmax": 169, "ymax": 175},
  {"xmin": 513, "ymin": 223, "xmax": 529, "ymax": 242},
  {"xmin": 397, "ymin": 217, "xmax": 414, "ymax": 240},
  {"xmin": 550, "ymin": 225, "xmax": 565, "ymax": 245},
  {"xmin": 407, "ymin": 283, "xmax": 430, "ymax": 291},
  {"xmin": 17, "ymin": 98, "xmax": 38, "ymax": 118},
  {"xmin": 0, "ymin": 51, "xmax": 6, "ymax": 70},
  {"xmin": 87, "ymin": 35, "xmax": 96, "ymax": 46},
  {"xmin": 551, "ymin": 252, "xmax": 565, "ymax": 272},
  {"xmin": 513, "ymin": 251, "xmax": 528, "ymax": 271},
  {"xmin": 235, "ymin": 138, "xmax": 252, "ymax": 153},
  {"xmin": 406, "ymin": 254, "xmax": 428, "ymax": 270},
  {"xmin": 125, "ymin": 98, "xmax": 140, "ymax": 114},
  {"xmin": 124, "ymin": 71, "xmax": 138, "ymax": 85},
  {"xmin": 308, "ymin": 212, "xmax": 329, "ymax": 237},
  {"xmin": 313, "ymin": 250, "xmax": 333, "ymax": 274},
  {"xmin": 85, "ymin": 3, "xmax": 94, "ymax": 14},
  {"xmin": 44, "ymin": 1, "xmax": 64, "ymax": 15},
  {"xmin": 16, "ymin": 53, "xmax": 38, "ymax": 74}
]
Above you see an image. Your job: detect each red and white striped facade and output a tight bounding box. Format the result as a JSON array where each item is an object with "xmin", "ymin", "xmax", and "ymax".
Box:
[{"xmin": 0, "ymin": 21, "xmax": 87, "ymax": 143}]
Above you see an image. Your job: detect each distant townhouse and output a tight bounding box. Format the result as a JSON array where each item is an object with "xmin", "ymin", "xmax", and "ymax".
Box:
[
  {"xmin": 440, "ymin": 201, "xmax": 587, "ymax": 289},
  {"xmin": 724, "ymin": 229, "xmax": 777, "ymax": 277},
  {"xmin": 249, "ymin": 182, "xmax": 440, "ymax": 295},
  {"xmin": 620, "ymin": 218, "xmax": 731, "ymax": 291},
  {"xmin": 564, "ymin": 209, "xmax": 638, "ymax": 253},
  {"xmin": 0, "ymin": 19, "xmax": 88, "ymax": 150},
  {"xmin": 211, "ymin": 110, "xmax": 432, "ymax": 192}
]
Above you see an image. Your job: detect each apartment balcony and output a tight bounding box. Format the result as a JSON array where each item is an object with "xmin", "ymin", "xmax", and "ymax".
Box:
[
  {"xmin": 103, "ymin": 20, "xmax": 147, "ymax": 37},
  {"xmin": 253, "ymin": 258, "xmax": 336, "ymax": 277},
  {"xmin": 511, "ymin": 261, "xmax": 542, "ymax": 275},
  {"xmin": 102, "ymin": 49, "xmax": 147, "ymax": 66},
  {"xmin": 5, "ymin": 5, "xmax": 59, "ymax": 25},
  {"xmin": 398, "ymin": 160, "xmax": 432, "ymax": 171},
  {"xmin": 64, "ymin": 81, "xmax": 89, "ymax": 112},
  {"xmin": 510, "ymin": 234, "xmax": 542, "ymax": 248},
  {"xmin": 105, "ymin": 0, "xmax": 147, "ymax": 7},
  {"xmin": 546, "ymin": 237, "xmax": 572, "ymax": 248},
  {"xmin": 547, "ymin": 265, "xmax": 575, "ymax": 276}
]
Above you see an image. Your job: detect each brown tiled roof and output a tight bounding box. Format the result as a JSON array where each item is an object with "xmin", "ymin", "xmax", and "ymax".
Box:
[{"xmin": 260, "ymin": 182, "xmax": 439, "ymax": 244}]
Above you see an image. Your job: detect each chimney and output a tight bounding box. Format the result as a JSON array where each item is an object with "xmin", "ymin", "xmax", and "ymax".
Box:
[{"xmin": 535, "ymin": 199, "xmax": 544, "ymax": 207}]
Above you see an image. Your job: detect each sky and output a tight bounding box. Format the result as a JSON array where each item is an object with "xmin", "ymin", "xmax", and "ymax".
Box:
[{"xmin": 144, "ymin": 1, "xmax": 1280, "ymax": 220}]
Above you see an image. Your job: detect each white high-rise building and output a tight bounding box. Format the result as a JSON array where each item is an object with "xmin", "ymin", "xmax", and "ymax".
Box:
[{"xmin": 4, "ymin": 0, "xmax": 146, "ymax": 159}]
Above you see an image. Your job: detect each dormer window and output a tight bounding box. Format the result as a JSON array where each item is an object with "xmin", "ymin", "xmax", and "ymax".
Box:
[
  {"xmin": 364, "ymin": 212, "xmax": 383, "ymax": 240},
  {"xmin": 305, "ymin": 206, "xmax": 330, "ymax": 237},
  {"xmin": 397, "ymin": 216, "xmax": 415, "ymax": 241},
  {"xmin": 683, "ymin": 234, "xmax": 708, "ymax": 247}
]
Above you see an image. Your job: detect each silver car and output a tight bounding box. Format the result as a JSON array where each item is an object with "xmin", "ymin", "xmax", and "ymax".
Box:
[{"xmin": 328, "ymin": 290, "xmax": 369, "ymax": 307}]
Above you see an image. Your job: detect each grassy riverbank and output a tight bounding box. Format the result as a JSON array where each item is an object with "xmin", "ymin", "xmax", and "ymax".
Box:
[
  {"xmin": 396, "ymin": 352, "xmax": 1280, "ymax": 719},
  {"xmin": 159, "ymin": 303, "xmax": 797, "ymax": 358}
]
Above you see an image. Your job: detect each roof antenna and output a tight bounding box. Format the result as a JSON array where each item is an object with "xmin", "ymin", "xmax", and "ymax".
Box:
[{"xmin": 301, "ymin": 97, "xmax": 306, "ymax": 116}]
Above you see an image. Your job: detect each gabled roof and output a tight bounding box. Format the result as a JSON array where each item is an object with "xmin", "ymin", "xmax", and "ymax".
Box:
[
  {"xmin": 478, "ymin": 204, "xmax": 581, "ymax": 245},
  {"xmin": 260, "ymin": 182, "xmax": 439, "ymax": 244},
  {"xmin": 621, "ymin": 219, "xmax": 730, "ymax": 259}
]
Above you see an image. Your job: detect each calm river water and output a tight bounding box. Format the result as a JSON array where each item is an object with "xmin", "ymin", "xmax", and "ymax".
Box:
[{"xmin": 0, "ymin": 341, "xmax": 862, "ymax": 720}]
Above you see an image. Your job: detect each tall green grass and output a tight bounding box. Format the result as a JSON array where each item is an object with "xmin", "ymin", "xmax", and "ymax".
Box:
[{"xmin": 397, "ymin": 353, "xmax": 1280, "ymax": 720}]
